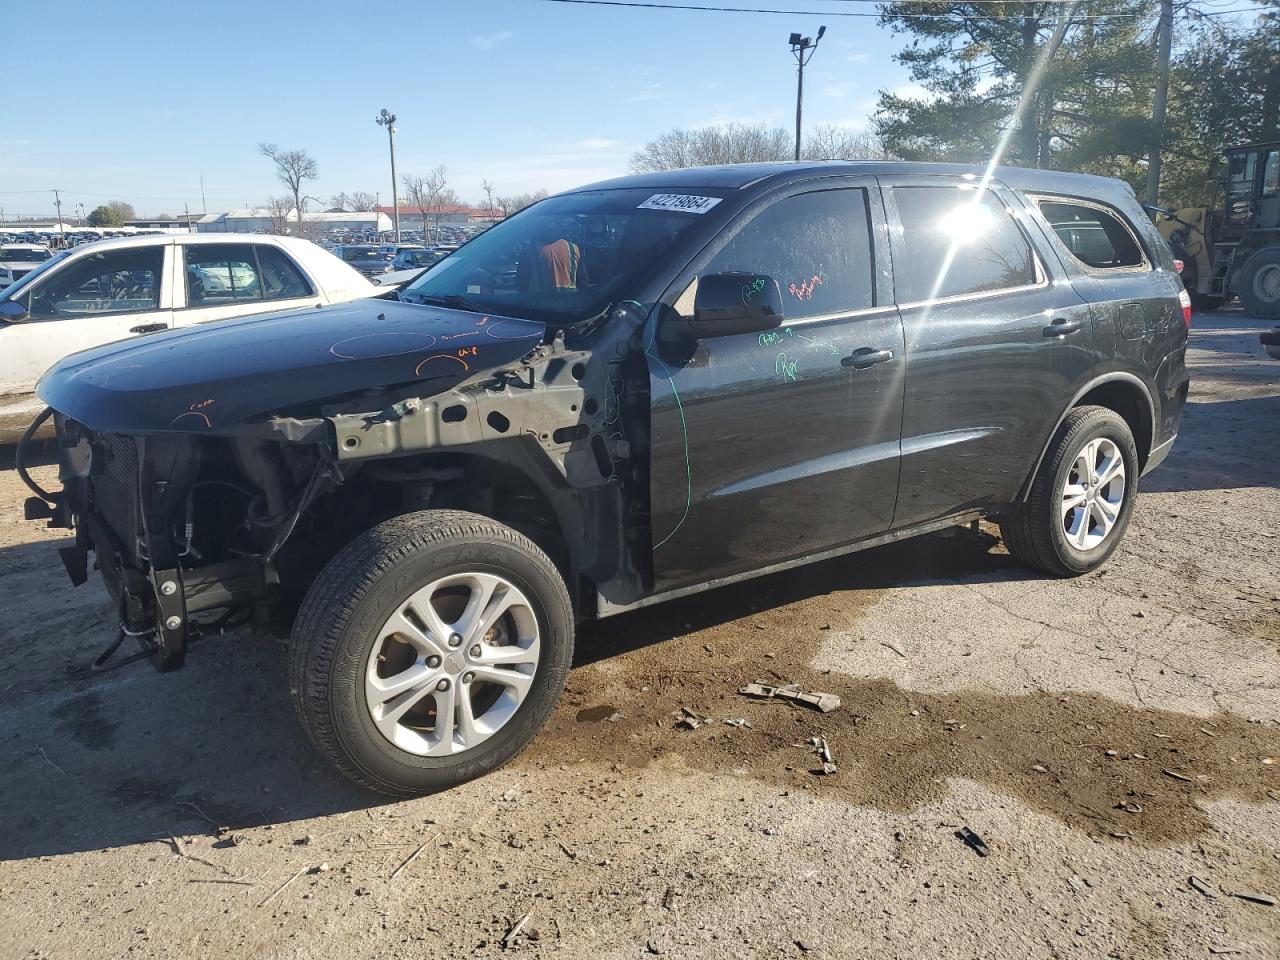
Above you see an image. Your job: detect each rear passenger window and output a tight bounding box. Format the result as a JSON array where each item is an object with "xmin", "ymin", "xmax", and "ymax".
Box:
[
  {"xmin": 184, "ymin": 244, "xmax": 312, "ymax": 307},
  {"xmin": 892, "ymin": 186, "xmax": 1037, "ymax": 302},
  {"xmin": 704, "ymin": 189, "xmax": 875, "ymax": 319},
  {"xmin": 1038, "ymin": 200, "xmax": 1146, "ymax": 270}
]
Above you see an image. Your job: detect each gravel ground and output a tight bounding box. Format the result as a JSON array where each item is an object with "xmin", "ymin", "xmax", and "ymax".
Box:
[{"xmin": 1, "ymin": 308, "xmax": 1277, "ymax": 960}]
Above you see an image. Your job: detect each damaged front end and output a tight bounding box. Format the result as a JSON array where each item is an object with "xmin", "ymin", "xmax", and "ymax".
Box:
[
  {"xmin": 24, "ymin": 297, "xmax": 650, "ymax": 672},
  {"xmin": 28, "ymin": 422, "xmax": 340, "ymax": 670}
]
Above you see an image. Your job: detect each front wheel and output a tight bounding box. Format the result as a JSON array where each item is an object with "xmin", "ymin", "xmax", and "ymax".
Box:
[
  {"xmin": 289, "ymin": 510, "xmax": 574, "ymax": 796},
  {"xmin": 1238, "ymin": 249, "xmax": 1280, "ymax": 319},
  {"xmin": 1000, "ymin": 406, "xmax": 1139, "ymax": 576}
]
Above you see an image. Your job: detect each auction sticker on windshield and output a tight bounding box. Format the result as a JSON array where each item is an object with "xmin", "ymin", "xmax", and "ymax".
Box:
[{"xmin": 637, "ymin": 194, "xmax": 723, "ymax": 214}]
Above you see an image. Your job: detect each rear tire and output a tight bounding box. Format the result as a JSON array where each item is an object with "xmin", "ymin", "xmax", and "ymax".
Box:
[
  {"xmin": 1000, "ymin": 406, "xmax": 1139, "ymax": 576},
  {"xmin": 289, "ymin": 509, "xmax": 573, "ymax": 797},
  {"xmin": 1238, "ymin": 248, "xmax": 1280, "ymax": 319}
]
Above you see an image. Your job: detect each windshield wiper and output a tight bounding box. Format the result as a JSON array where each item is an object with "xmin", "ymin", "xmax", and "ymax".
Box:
[{"xmin": 410, "ymin": 293, "xmax": 489, "ymax": 313}]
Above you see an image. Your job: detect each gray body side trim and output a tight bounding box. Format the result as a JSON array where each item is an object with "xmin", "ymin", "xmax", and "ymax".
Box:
[
  {"xmin": 596, "ymin": 510, "xmax": 982, "ymax": 618},
  {"xmin": 1018, "ymin": 371, "xmax": 1157, "ymax": 502},
  {"xmin": 1142, "ymin": 434, "xmax": 1176, "ymax": 475}
]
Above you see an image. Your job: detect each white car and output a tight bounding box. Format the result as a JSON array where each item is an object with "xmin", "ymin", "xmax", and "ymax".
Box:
[
  {"xmin": 0, "ymin": 234, "xmax": 376, "ymax": 439},
  {"xmin": 0, "ymin": 244, "xmax": 55, "ymax": 292}
]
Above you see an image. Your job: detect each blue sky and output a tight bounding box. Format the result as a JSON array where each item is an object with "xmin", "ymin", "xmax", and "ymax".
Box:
[{"xmin": 0, "ymin": 0, "xmax": 918, "ymax": 217}]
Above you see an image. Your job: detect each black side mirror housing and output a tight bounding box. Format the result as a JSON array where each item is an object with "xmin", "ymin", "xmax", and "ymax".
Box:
[
  {"xmin": 0, "ymin": 299, "xmax": 29, "ymax": 323},
  {"xmin": 672, "ymin": 272, "xmax": 785, "ymax": 341}
]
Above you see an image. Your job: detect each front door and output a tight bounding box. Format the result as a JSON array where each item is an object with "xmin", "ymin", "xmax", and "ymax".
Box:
[
  {"xmin": 0, "ymin": 243, "xmax": 173, "ymax": 396},
  {"xmin": 647, "ymin": 183, "xmax": 904, "ymax": 592}
]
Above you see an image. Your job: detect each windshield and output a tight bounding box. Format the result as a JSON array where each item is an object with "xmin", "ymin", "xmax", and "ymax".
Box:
[
  {"xmin": 0, "ymin": 248, "xmax": 51, "ymax": 262},
  {"xmin": 400, "ymin": 188, "xmax": 726, "ymax": 324}
]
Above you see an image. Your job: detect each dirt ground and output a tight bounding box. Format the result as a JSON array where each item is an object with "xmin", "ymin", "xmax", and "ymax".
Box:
[{"xmin": 1, "ymin": 309, "xmax": 1277, "ymax": 960}]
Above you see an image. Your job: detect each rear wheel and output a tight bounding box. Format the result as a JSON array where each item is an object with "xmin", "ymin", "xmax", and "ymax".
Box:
[
  {"xmin": 1238, "ymin": 249, "xmax": 1280, "ymax": 319},
  {"xmin": 1000, "ymin": 406, "xmax": 1139, "ymax": 576},
  {"xmin": 289, "ymin": 509, "xmax": 573, "ymax": 796}
]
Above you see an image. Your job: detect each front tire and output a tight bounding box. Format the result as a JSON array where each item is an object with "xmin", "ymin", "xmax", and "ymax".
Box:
[
  {"xmin": 1000, "ymin": 406, "xmax": 1139, "ymax": 576},
  {"xmin": 289, "ymin": 509, "xmax": 573, "ymax": 796},
  {"xmin": 1238, "ymin": 249, "xmax": 1280, "ymax": 319}
]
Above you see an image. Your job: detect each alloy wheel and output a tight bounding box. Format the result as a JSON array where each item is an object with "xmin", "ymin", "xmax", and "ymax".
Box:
[
  {"xmin": 1060, "ymin": 436, "xmax": 1126, "ymax": 551},
  {"xmin": 364, "ymin": 572, "xmax": 540, "ymax": 756}
]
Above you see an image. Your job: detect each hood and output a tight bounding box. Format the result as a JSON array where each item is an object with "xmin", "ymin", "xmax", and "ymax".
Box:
[{"xmin": 37, "ymin": 299, "xmax": 545, "ymax": 434}]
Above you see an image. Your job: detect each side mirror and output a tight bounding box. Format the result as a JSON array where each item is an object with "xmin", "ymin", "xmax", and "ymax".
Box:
[
  {"xmin": 0, "ymin": 299, "xmax": 29, "ymax": 323},
  {"xmin": 673, "ymin": 272, "xmax": 784, "ymax": 341}
]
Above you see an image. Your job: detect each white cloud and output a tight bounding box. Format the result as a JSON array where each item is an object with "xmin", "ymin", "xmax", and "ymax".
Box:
[
  {"xmin": 846, "ymin": 52, "xmax": 870, "ymax": 64},
  {"xmin": 625, "ymin": 84, "xmax": 664, "ymax": 103},
  {"xmin": 469, "ymin": 31, "xmax": 513, "ymax": 51},
  {"xmin": 573, "ymin": 138, "xmax": 622, "ymax": 151}
]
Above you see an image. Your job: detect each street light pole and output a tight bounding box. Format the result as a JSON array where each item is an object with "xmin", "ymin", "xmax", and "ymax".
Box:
[
  {"xmin": 789, "ymin": 25, "xmax": 826, "ymax": 162},
  {"xmin": 377, "ymin": 108, "xmax": 400, "ymax": 243}
]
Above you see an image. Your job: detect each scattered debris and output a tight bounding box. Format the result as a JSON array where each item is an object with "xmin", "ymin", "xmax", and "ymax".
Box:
[
  {"xmin": 257, "ymin": 866, "xmax": 309, "ymax": 908},
  {"xmin": 1162, "ymin": 769, "xmax": 1195, "ymax": 783},
  {"xmin": 880, "ymin": 641, "xmax": 907, "ymax": 659},
  {"xmin": 390, "ymin": 835, "xmax": 435, "ymax": 880},
  {"xmin": 1116, "ymin": 801, "xmax": 1144, "ymax": 814},
  {"xmin": 503, "ymin": 909, "xmax": 534, "ymax": 948},
  {"xmin": 1188, "ymin": 876, "xmax": 1216, "ymax": 898},
  {"xmin": 795, "ymin": 940, "xmax": 813, "ymax": 953},
  {"xmin": 1263, "ymin": 756, "xmax": 1278, "ymax": 766},
  {"xmin": 557, "ymin": 840, "xmax": 577, "ymax": 861},
  {"xmin": 309, "ymin": 863, "xmax": 331, "ymax": 874},
  {"xmin": 1032, "ymin": 764, "xmax": 1048, "ymax": 773},
  {"xmin": 674, "ymin": 707, "xmax": 713, "ymax": 730},
  {"xmin": 739, "ymin": 681, "xmax": 841, "ymax": 713},
  {"xmin": 188, "ymin": 877, "xmax": 255, "ymax": 886},
  {"xmin": 1226, "ymin": 890, "xmax": 1276, "ymax": 907},
  {"xmin": 808, "ymin": 736, "xmax": 837, "ymax": 776},
  {"xmin": 1208, "ymin": 948, "xmax": 1242, "ymax": 956},
  {"xmin": 954, "ymin": 827, "xmax": 990, "ymax": 857},
  {"xmin": 723, "ymin": 718, "xmax": 752, "ymax": 729}
]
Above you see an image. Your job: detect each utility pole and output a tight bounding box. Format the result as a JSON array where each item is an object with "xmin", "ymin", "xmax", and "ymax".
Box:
[
  {"xmin": 789, "ymin": 25, "xmax": 826, "ymax": 162},
  {"xmin": 199, "ymin": 173, "xmax": 208, "ymax": 215},
  {"xmin": 185, "ymin": 203, "xmax": 193, "ymax": 234},
  {"xmin": 1146, "ymin": 0, "xmax": 1173, "ymax": 205},
  {"xmin": 52, "ymin": 189, "xmax": 66, "ymax": 245},
  {"xmin": 376, "ymin": 108, "xmax": 400, "ymax": 243}
]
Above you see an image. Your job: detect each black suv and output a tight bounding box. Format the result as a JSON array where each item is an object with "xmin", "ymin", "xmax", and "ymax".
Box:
[{"xmin": 23, "ymin": 162, "xmax": 1190, "ymax": 795}]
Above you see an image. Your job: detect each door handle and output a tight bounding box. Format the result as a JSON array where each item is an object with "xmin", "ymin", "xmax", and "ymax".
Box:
[
  {"xmin": 842, "ymin": 347, "xmax": 894, "ymax": 369},
  {"xmin": 129, "ymin": 322, "xmax": 168, "ymax": 334},
  {"xmin": 1043, "ymin": 317, "xmax": 1084, "ymax": 337}
]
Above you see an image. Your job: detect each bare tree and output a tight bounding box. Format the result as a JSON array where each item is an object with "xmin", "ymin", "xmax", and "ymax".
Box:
[
  {"xmin": 630, "ymin": 124, "xmax": 792, "ymax": 172},
  {"xmin": 630, "ymin": 122, "xmax": 890, "ymax": 172},
  {"xmin": 258, "ymin": 143, "xmax": 318, "ymax": 237},
  {"xmin": 266, "ymin": 195, "xmax": 293, "ymax": 235},
  {"xmin": 328, "ymin": 192, "xmax": 351, "ymax": 211},
  {"xmin": 401, "ymin": 166, "xmax": 451, "ymax": 242},
  {"xmin": 801, "ymin": 125, "xmax": 892, "ymax": 160},
  {"xmin": 481, "ymin": 179, "xmax": 496, "ymax": 217},
  {"xmin": 348, "ymin": 190, "xmax": 377, "ymax": 212},
  {"xmin": 495, "ymin": 189, "xmax": 549, "ymax": 218}
]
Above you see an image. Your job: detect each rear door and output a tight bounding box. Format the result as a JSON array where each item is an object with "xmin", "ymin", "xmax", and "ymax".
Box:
[
  {"xmin": 1028, "ymin": 194, "xmax": 1184, "ymax": 440},
  {"xmin": 883, "ymin": 177, "xmax": 1097, "ymax": 527},
  {"xmin": 0, "ymin": 242, "xmax": 174, "ymax": 395},
  {"xmin": 648, "ymin": 180, "xmax": 904, "ymax": 591},
  {"xmin": 173, "ymin": 240, "xmax": 323, "ymax": 327}
]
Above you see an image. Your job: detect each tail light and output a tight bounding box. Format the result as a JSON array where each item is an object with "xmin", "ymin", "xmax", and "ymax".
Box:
[
  {"xmin": 1172, "ymin": 258, "xmax": 1184, "ymax": 274},
  {"xmin": 1178, "ymin": 288, "xmax": 1192, "ymax": 327}
]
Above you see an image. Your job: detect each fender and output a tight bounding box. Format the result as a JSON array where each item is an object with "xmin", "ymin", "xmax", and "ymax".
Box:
[{"xmin": 1017, "ymin": 371, "xmax": 1157, "ymax": 501}]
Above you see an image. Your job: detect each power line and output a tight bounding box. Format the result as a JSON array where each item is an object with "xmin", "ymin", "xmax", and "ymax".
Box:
[{"xmin": 536, "ymin": 0, "xmax": 1145, "ymax": 18}]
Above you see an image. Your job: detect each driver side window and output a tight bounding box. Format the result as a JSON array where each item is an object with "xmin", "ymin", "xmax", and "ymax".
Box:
[
  {"xmin": 27, "ymin": 247, "xmax": 165, "ymax": 321},
  {"xmin": 703, "ymin": 189, "xmax": 875, "ymax": 319}
]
